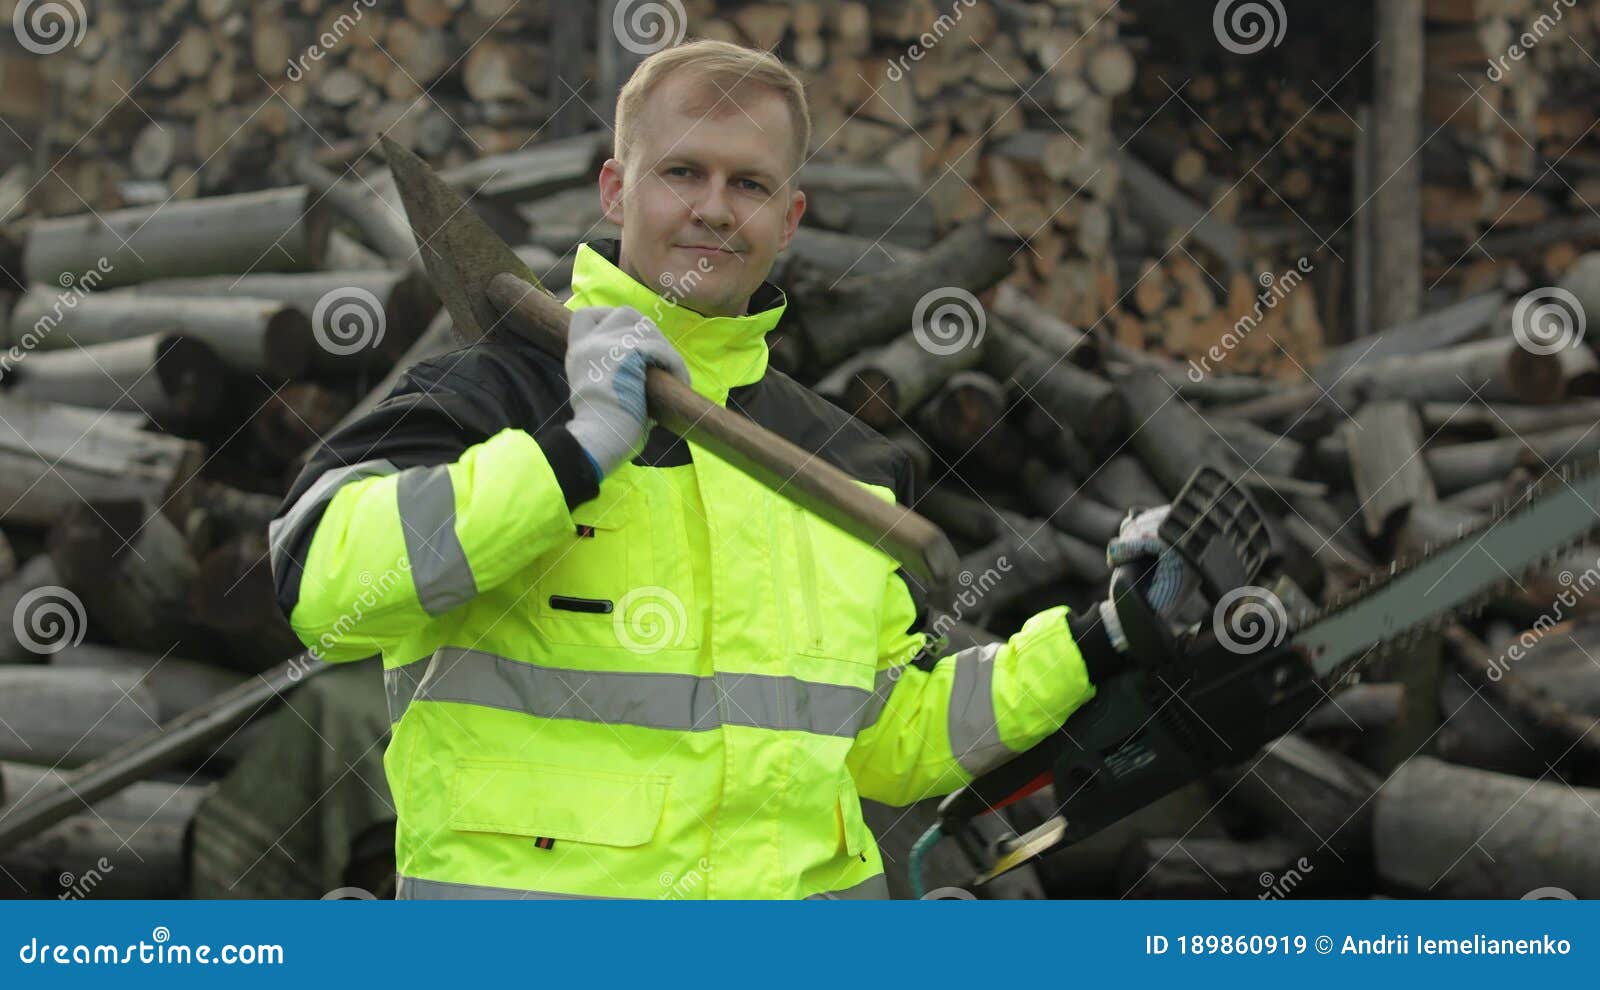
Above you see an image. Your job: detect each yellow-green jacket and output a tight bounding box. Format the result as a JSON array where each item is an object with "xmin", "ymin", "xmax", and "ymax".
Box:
[{"xmin": 267, "ymin": 240, "xmax": 1113, "ymax": 898}]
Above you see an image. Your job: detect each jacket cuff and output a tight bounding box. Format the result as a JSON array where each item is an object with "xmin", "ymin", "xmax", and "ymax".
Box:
[
  {"xmin": 1067, "ymin": 606, "xmax": 1122, "ymax": 686},
  {"xmin": 534, "ymin": 424, "xmax": 601, "ymax": 510}
]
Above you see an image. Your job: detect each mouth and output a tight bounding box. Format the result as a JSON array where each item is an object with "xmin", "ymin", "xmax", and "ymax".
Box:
[{"xmin": 675, "ymin": 244, "xmax": 739, "ymax": 258}]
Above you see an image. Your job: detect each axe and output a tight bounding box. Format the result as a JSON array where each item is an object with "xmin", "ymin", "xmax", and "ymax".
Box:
[{"xmin": 382, "ymin": 137, "xmax": 958, "ymax": 598}]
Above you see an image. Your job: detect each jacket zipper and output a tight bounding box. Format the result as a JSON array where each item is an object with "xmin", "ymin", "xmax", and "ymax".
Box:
[{"xmin": 790, "ymin": 507, "xmax": 824, "ymax": 651}]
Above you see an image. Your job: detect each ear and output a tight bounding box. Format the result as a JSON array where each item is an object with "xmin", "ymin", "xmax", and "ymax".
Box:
[
  {"xmin": 598, "ymin": 157, "xmax": 626, "ymax": 227},
  {"xmin": 776, "ymin": 187, "xmax": 806, "ymax": 253}
]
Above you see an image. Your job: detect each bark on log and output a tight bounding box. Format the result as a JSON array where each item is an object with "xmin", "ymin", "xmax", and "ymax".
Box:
[
  {"xmin": 982, "ymin": 329, "xmax": 1125, "ymax": 456},
  {"xmin": 48, "ymin": 499, "xmax": 200, "ymax": 655},
  {"xmin": 1213, "ymin": 733, "xmax": 1383, "ymax": 858},
  {"xmin": 131, "ymin": 269, "xmax": 439, "ymax": 372},
  {"xmin": 0, "ymin": 761, "xmax": 204, "ymax": 898},
  {"xmin": 1118, "ymin": 837, "xmax": 1311, "ymax": 899},
  {"xmin": 1120, "ymin": 369, "xmax": 1250, "ymax": 498},
  {"xmin": 0, "ymin": 396, "xmax": 203, "ymax": 529},
  {"xmin": 841, "ymin": 326, "xmax": 984, "ymax": 431},
  {"xmin": 1425, "ymin": 423, "xmax": 1600, "ymax": 494},
  {"xmin": 22, "ymin": 186, "xmax": 333, "ymax": 287},
  {"xmin": 1345, "ymin": 401, "xmax": 1436, "ymax": 539},
  {"xmin": 0, "ymin": 668, "xmax": 162, "ymax": 768},
  {"xmin": 3, "ymin": 332, "xmax": 226, "ymax": 434},
  {"xmin": 1375, "ymin": 756, "xmax": 1600, "ymax": 897},
  {"xmin": 1019, "ymin": 460, "xmax": 1123, "ymax": 547},
  {"xmin": 790, "ymin": 220, "xmax": 1017, "ymax": 370},
  {"xmin": 7, "ymin": 290, "xmax": 313, "ymax": 379}
]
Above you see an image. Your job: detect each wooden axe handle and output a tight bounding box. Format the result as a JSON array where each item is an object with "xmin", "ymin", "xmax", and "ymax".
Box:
[{"xmin": 485, "ymin": 271, "xmax": 957, "ymax": 595}]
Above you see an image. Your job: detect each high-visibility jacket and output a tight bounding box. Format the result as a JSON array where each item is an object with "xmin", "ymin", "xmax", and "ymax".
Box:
[{"xmin": 268, "ymin": 239, "xmax": 1118, "ymax": 899}]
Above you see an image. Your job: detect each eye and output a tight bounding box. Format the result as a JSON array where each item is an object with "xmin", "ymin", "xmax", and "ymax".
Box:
[
  {"xmin": 665, "ymin": 166, "xmax": 693, "ymax": 178},
  {"xmin": 738, "ymin": 178, "xmax": 767, "ymax": 193}
]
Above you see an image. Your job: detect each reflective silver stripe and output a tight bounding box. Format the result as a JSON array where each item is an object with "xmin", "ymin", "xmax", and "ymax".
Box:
[
  {"xmin": 806, "ymin": 872, "xmax": 889, "ymax": 900},
  {"xmin": 397, "ymin": 875, "xmax": 619, "ymax": 900},
  {"xmin": 267, "ymin": 458, "xmax": 399, "ymax": 578},
  {"xmin": 415, "ymin": 647, "xmax": 870, "ymax": 738},
  {"xmin": 947, "ymin": 642, "xmax": 1015, "ymax": 777},
  {"xmin": 384, "ymin": 656, "xmax": 432, "ymax": 724},
  {"xmin": 857, "ymin": 666, "xmax": 905, "ymax": 732},
  {"xmin": 396, "ymin": 463, "xmax": 477, "ymax": 615}
]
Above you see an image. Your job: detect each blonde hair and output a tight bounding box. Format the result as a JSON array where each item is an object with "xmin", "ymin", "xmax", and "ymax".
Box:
[{"xmin": 614, "ymin": 39, "xmax": 811, "ymax": 186}]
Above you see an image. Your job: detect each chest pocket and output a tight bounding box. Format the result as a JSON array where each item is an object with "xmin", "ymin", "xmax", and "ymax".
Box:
[{"xmin": 533, "ymin": 481, "xmax": 638, "ymax": 647}]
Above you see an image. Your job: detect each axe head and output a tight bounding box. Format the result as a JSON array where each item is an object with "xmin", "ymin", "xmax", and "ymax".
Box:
[{"xmin": 383, "ymin": 136, "xmax": 546, "ymax": 345}]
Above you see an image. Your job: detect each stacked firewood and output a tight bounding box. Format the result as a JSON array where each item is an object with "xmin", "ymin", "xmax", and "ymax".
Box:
[
  {"xmin": 2, "ymin": 120, "xmax": 1600, "ymax": 896},
  {"xmin": 1419, "ymin": 0, "xmax": 1600, "ymax": 293}
]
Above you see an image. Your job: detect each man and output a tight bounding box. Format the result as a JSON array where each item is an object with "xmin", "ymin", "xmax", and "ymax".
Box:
[{"xmin": 268, "ymin": 39, "xmax": 1186, "ymax": 899}]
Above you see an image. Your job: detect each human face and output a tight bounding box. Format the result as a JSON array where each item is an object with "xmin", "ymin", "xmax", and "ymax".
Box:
[{"xmin": 599, "ymin": 72, "xmax": 806, "ymax": 317}]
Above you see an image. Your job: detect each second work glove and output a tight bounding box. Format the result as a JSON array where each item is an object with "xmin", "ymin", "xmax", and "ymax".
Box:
[
  {"xmin": 564, "ymin": 305, "xmax": 692, "ymax": 481},
  {"xmin": 1097, "ymin": 504, "xmax": 1200, "ymax": 654}
]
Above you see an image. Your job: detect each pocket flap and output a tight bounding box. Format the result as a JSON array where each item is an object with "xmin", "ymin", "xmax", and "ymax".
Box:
[
  {"xmin": 448, "ymin": 759, "xmax": 668, "ymax": 848},
  {"xmin": 837, "ymin": 776, "xmax": 868, "ymax": 858},
  {"xmin": 570, "ymin": 480, "xmax": 631, "ymax": 530}
]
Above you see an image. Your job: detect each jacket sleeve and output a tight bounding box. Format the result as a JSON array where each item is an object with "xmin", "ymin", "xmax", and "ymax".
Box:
[
  {"xmin": 267, "ymin": 345, "xmax": 599, "ymax": 664},
  {"xmin": 843, "ymin": 467, "xmax": 1122, "ymax": 807}
]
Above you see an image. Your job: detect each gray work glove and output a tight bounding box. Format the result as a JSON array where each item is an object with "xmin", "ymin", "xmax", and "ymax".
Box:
[
  {"xmin": 564, "ymin": 305, "xmax": 692, "ymax": 480},
  {"xmin": 1097, "ymin": 504, "xmax": 1200, "ymax": 654}
]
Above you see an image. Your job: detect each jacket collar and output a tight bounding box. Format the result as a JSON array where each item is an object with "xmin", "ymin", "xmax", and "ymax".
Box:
[{"xmin": 566, "ymin": 238, "xmax": 787, "ymax": 406}]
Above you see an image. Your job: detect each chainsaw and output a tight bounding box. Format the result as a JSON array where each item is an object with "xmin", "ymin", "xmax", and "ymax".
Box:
[{"xmin": 913, "ymin": 454, "xmax": 1600, "ymax": 895}]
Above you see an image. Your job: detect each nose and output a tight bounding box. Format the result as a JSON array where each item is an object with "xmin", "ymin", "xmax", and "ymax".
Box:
[{"xmin": 691, "ymin": 180, "xmax": 734, "ymax": 233}]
